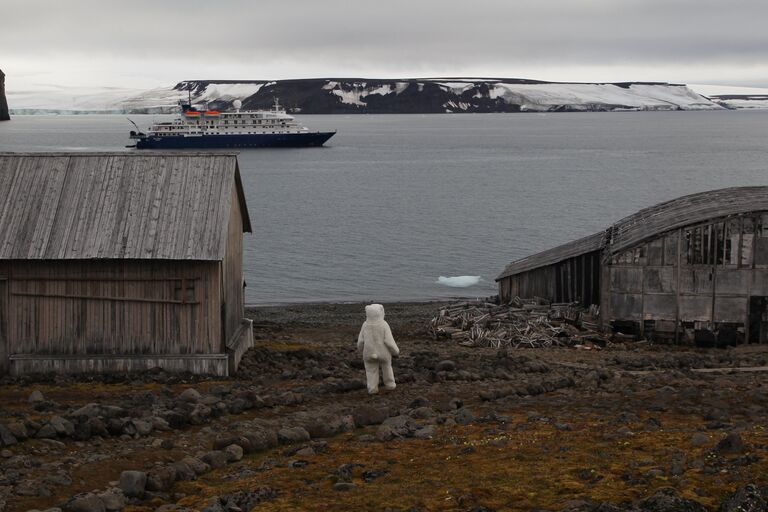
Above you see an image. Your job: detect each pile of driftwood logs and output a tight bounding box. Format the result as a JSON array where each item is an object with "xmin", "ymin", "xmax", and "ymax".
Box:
[{"xmin": 429, "ymin": 297, "xmax": 607, "ymax": 349}]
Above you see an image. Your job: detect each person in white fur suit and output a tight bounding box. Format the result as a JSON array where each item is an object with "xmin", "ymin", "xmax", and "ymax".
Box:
[{"xmin": 357, "ymin": 304, "xmax": 400, "ymax": 394}]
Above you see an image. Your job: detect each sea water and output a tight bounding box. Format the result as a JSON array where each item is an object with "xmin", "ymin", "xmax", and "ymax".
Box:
[{"xmin": 1, "ymin": 111, "xmax": 767, "ymax": 303}]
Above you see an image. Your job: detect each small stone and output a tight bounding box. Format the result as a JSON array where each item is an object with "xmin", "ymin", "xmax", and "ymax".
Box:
[
  {"xmin": 715, "ymin": 432, "xmax": 745, "ymax": 454},
  {"xmin": 333, "ymin": 482, "xmax": 356, "ymax": 491},
  {"xmin": 201, "ymin": 450, "xmax": 228, "ymax": 469},
  {"xmin": 224, "ymin": 444, "xmax": 244, "ymax": 462},
  {"xmin": 413, "ymin": 425, "xmax": 437, "ymax": 439},
  {"xmin": 131, "ymin": 419, "xmax": 153, "ymax": 437},
  {"xmin": 409, "ymin": 397, "xmax": 430, "ymax": 408},
  {"xmin": 5, "ymin": 421, "xmax": 28, "ymax": 440},
  {"xmin": 0, "ymin": 424, "xmax": 18, "ymax": 447},
  {"xmin": 170, "ymin": 461, "xmax": 196, "ymax": 481},
  {"xmin": 637, "ymin": 487, "xmax": 707, "ymax": 512},
  {"xmin": 35, "ymin": 423, "xmax": 59, "ymax": 439},
  {"xmin": 455, "ymin": 408, "xmax": 476, "ymax": 425},
  {"xmin": 96, "ymin": 489, "xmax": 125, "ymax": 512},
  {"xmin": 49, "ymin": 416, "xmax": 75, "ymax": 437},
  {"xmin": 64, "ymin": 492, "xmax": 105, "ymax": 512},
  {"xmin": 71, "ymin": 404, "xmax": 102, "ymax": 418},
  {"xmin": 150, "ymin": 416, "xmax": 171, "ymax": 432},
  {"xmin": 376, "ymin": 415, "xmax": 418, "ymax": 441},
  {"xmin": 180, "ymin": 456, "xmax": 210, "ymax": 475},
  {"xmin": 29, "ymin": 390, "xmax": 46, "ymax": 403},
  {"xmin": 243, "ymin": 428, "xmax": 279, "ymax": 452},
  {"xmin": 1, "ymin": 449, "xmax": 12, "ymax": 458},
  {"xmin": 146, "ymin": 465, "xmax": 177, "ymax": 492},
  {"xmin": 118, "ymin": 470, "xmax": 147, "ymax": 498},
  {"xmin": 352, "ymin": 405, "xmax": 390, "ymax": 427},
  {"xmin": 436, "ymin": 360, "xmax": 457, "ymax": 372},
  {"xmin": 295, "ymin": 446, "xmax": 316, "ymax": 457},
  {"xmin": 721, "ymin": 484, "xmax": 768, "ymax": 512},
  {"xmin": 691, "ymin": 433, "xmax": 709, "ymax": 447},
  {"xmin": 278, "ymin": 426, "xmax": 311, "ymax": 444},
  {"xmin": 179, "ymin": 388, "xmax": 201, "ymax": 403},
  {"xmin": 409, "ymin": 407, "xmax": 436, "ymax": 420}
]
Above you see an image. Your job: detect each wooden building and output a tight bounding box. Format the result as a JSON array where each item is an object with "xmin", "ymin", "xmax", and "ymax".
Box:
[
  {"xmin": 0, "ymin": 152, "xmax": 253, "ymax": 376},
  {"xmin": 496, "ymin": 187, "xmax": 768, "ymax": 345}
]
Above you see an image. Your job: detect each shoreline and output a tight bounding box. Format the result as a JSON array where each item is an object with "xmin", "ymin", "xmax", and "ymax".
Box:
[{"xmin": 245, "ymin": 297, "xmax": 482, "ymax": 309}]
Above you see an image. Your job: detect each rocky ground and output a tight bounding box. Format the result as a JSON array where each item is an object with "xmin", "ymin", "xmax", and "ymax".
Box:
[{"xmin": 1, "ymin": 301, "xmax": 768, "ymax": 512}]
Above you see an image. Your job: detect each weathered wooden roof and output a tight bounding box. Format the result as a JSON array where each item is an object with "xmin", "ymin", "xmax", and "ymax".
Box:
[
  {"xmin": 0, "ymin": 152, "xmax": 252, "ymax": 261},
  {"xmin": 607, "ymin": 186, "xmax": 768, "ymax": 255},
  {"xmin": 496, "ymin": 232, "xmax": 605, "ymax": 280},
  {"xmin": 497, "ymin": 186, "xmax": 768, "ymax": 280}
]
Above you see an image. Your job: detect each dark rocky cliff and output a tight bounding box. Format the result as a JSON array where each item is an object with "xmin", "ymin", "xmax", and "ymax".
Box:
[{"xmin": 0, "ymin": 69, "xmax": 10, "ymax": 121}]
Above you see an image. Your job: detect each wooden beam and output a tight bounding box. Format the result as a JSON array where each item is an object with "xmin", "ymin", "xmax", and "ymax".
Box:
[{"xmin": 9, "ymin": 291, "xmax": 199, "ymax": 305}]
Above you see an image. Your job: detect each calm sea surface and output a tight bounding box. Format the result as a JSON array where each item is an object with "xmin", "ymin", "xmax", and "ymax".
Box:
[{"xmin": 1, "ymin": 111, "xmax": 767, "ymax": 304}]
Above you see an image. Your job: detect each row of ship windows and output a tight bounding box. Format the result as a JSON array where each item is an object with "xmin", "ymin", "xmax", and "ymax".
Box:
[
  {"xmin": 157, "ymin": 131, "xmax": 291, "ymax": 135},
  {"xmin": 182, "ymin": 121, "xmax": 286, "ymax": 124},
  {"xmin": 160, "ymin": 125, "xmax": 289, "ymax": 131}
]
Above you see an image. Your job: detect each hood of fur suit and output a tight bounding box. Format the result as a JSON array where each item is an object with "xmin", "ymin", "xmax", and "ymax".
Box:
[{"xmin": 365, "ymin": 303, "xmax": 386, "ymax": 323}]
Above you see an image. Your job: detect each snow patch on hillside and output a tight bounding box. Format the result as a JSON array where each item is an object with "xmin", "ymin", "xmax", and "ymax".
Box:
[
  {"xmin": 332, "ymin": 88, "xmax": 366, "ymax": 106},
  {"xmin": 487, "ymin": 83, "xmax": 717, "ymax": 111},
  {"xmin": 689, "ymin": 84, "xmax": 768, "ymax": 109},
  {"xmin": 689, "ymin": 84, "xmax": 768, "ymax": 97},
  {"xmin": 116, "ymin": 82, "xmax": 268, "ymax": 112},
  {"xmin": 197, "ymin": 83, "xmax": 265, "ymax": 101},
  {"xmin": 8, "ymin": 84, "xmax": 145, "ymax": 112}
]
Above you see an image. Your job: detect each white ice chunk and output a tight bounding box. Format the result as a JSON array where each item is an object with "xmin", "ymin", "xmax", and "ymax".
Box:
[{"xmin": 436, "ymin": 276, "xmax": 483, "ymax": 288}]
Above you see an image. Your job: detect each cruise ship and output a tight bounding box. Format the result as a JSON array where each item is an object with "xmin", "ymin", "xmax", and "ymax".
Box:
[{"xmin": 129, "ymin": 99, "xmax": 335, "ymax": 149}]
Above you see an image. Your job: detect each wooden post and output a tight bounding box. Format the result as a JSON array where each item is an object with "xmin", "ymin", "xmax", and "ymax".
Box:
[
  {"xmin": 675, "ymin": 228, "xmax": 682, "ymax": 345},
  {"xmin": 0, "ymin": 279, "xmax": 7, "ymax": 375}
]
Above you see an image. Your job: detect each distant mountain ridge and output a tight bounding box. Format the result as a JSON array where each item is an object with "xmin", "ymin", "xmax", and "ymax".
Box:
[
  {"xmin": 114, "ymin": 78, "xmax": 722, "ymax": 114},
  {"xmin": 15, "ymin": 78, "xmax": 768, "ymax": 115}
]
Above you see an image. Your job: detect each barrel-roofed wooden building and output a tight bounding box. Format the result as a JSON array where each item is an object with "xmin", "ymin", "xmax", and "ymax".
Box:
[
  {"xmin": 497, "ymin": 187, "xmax": 768, "ymax": 345},
  {"xmin": 0, "ymin": 152, "xmax": 253, "ymax": 376}
]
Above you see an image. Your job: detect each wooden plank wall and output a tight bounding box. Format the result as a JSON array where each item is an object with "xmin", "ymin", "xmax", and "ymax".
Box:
[
  {"xmin": 9, "ymin": 354, "xmax": 228, "ymax": 376},
  {"xmin": 499, "ymin": 250, "xmax": 601, "ymax": 306},
  {"xmin": 605, "ymin": 213, "xmax": 768, "ymax": 342},
  {"xmin": 222, "ymin": 185, "xmax": 245, "ymax": 345},
  {"xmin": 0, "ymin": 260, "xmax": 221, "ymax": 358}
]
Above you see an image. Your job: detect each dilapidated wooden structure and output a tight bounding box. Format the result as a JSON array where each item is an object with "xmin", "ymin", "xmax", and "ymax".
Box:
[
  {"xmin": 497, "ymin": 187, "xmax": 768, "ymax": 345},
  {"xmin": 0, "ymin": 152, "xmax": 253, "ymax": 376}
]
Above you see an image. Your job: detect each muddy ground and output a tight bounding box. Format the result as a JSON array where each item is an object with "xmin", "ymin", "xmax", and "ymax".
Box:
[{"xmin": 1, "ymin": 301, "xmax": 768, "ymax": 512}]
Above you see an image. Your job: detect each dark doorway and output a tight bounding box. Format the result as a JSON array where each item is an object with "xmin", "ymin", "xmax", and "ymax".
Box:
[{"xmin": 748, "ymin": 296, "xmax": 768, "ymax": 344}]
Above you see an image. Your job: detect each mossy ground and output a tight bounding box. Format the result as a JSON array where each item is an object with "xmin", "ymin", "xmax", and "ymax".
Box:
[
  {"xmin": 5, "ymin": 302, "xmax": 768, "ymax": 512},
  {"xmin": 160, "ymin": 409, "xmax": 767, "ymax": 512}
]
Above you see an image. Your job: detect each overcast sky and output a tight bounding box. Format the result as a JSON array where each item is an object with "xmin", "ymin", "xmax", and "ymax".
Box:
[{"xmin": 2, "ymin": 0, "xmax": 767, "ymax": 91}]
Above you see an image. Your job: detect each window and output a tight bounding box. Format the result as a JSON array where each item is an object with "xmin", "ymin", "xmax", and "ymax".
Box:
[
  {"xmin": 742, "ymin": 217, "xmax": 754, "ymax": 266},
  {"xmin": 173, "ymin": 280, "xmax": 194, "ymax": 302}
]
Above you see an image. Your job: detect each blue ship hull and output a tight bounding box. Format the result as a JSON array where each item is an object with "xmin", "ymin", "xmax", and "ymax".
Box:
[{"xmin": 135, "ymin": 131, "xmax": 335, "ymax": 149}]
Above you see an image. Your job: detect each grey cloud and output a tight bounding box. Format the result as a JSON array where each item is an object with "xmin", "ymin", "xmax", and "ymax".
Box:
[{"xmin": 1, "ymin": 0, "xmax": 767, "ymax": 86}]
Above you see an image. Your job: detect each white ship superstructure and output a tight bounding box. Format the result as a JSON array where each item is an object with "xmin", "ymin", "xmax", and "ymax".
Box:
[{"xmin": 129, "ymin": 98, "xmax": 335, "ymax": 149}]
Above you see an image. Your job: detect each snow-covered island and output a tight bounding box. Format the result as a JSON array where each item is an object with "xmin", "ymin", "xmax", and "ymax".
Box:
[{"xmin": 7, "ymin": 78, "xmax": 767, "ymax": 115}]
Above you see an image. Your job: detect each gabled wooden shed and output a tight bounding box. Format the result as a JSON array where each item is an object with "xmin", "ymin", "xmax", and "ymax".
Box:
[{"xmin": 0, "ymin": 152, "xmax": 253, "ymax": 376}]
